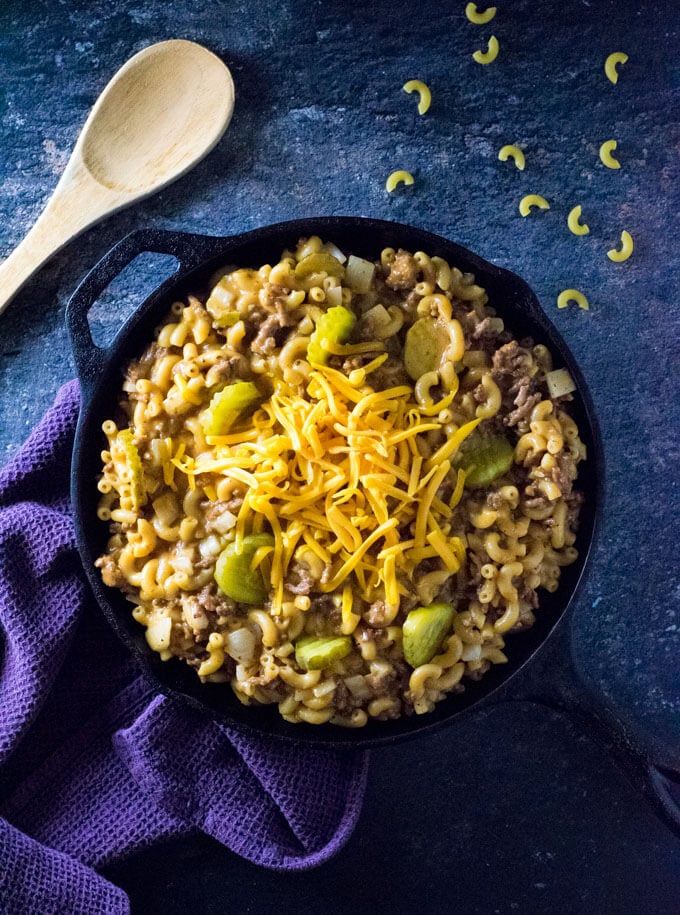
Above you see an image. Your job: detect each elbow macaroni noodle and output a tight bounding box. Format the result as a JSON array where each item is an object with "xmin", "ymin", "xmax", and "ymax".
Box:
[
  {"xmin": 386, "ymin": 170, "xmax": 415, "ymax": 192},
  {"xmin": 607, "ymin": 230, "xmax": 633, "ymax": 262},
  {"xmin": 599, "ymin": 139, "xmax": 621, "ymax": 169},
  {"xmin": 557, "ymin": 289, "xmax": 590, "ymax": 311},
  {"xmin": 604, "ymin": 52, "xmax": 628, "ymax": 84},
  {"xmin": 519, "ymin": 194, "xmax": 550, "ymax": 217},
  {"xmin": 472, "ymin": 35, "xmax": 499, "ymax": 65},
  {"xmin": 402, "ymin": 80, "xmax": 431, "ymax": 115},
  {"xmin": 465, "ymin": 3, "xmax": 496, "ymax": 25},
  {"xmin": 96, "ymin": 239, "xmax": 586, "ymax": 726},
  {"xmin": 567, "ymin": 206, "xmax": 590, "ymax": 236},
  {"xmin": 498, "ymin": 145, "xmax": 526, "ymax": 171}
]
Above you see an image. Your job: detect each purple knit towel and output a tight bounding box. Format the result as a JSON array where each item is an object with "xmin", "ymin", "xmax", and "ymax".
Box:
[{"xmin": 0, "ymin": 380, "xmax": 369, "ymax": 915}]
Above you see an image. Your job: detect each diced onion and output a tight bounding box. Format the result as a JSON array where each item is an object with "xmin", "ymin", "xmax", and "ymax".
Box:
[
  {"xmin": 546, "ymin": 368, "xmax": 577, "ymax": 399},
  {"xmin": 321, "ymin": 242, "xmax": 347, "ymax": 264},
  {"xmin": 224, "ymin": 628, "xmax": 257, "ymax": 663},
  {"xmin": 211, "ymin": 510, "xmax": 237, "ymax": 534},
  {"xmin": 146, "ymin": 616, "xmax": 172, "ymax": 652},
  {"xmin": 461, "ymin": 643, "xmax": 483, "ymax": 662},
  {"xmin": 199, "ymin": 534, "xmax": 222, "ymax": 558},
  {"xmin": 326, "ymin": 285, "xmax": 343, "ymax": 308},
  {"xmin": 345, "ymin": 675, "xmax": 371, "ymax": 699},
  {"xmin": 345, "ymin": 255, "xmax": 375, "ymax": 293}
]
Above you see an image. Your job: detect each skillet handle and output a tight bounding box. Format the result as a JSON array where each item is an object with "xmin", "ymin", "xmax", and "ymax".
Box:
[
  {"xmin": 491, "ymin": 618, "xmax": 680, "ymax": 839},
  {"xmin": 66, "ymin": 228, "xmax": 226, "ymax": 397}
]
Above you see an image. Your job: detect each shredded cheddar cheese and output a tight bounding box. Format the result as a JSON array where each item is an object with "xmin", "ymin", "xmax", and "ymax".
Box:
[{"xmin": 172, "ymin": 360, "xmax": 477, "ymax": 614}]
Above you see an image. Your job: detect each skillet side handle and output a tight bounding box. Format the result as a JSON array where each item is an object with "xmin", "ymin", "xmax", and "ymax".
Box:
[
  {"xmin": 491, "ymin": 619, "xmax": 680, "ymax": 840},
  {"xmin": 65, "ymin": 228, "xmax": 226, "ymax": 398}
]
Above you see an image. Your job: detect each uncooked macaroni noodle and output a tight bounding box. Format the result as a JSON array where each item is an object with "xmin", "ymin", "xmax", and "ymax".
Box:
[
  {"xmin": 599, "ymin": 140, "xmax": 621, "ymax": 170},
  {"xmin": 472, "ymin": 35, "xmax": 499, "ymax": 65},
  {"xmin": 96, "ymin": 238, "xmax": 586, "ymax": 725},
  {"xmin": 402, "ymin": 80, "xmax": 431, "ymax": 115},
  {"xmin": 607, "ymin": 230, "xmax": 633, "ymax": 262},
  {"xmin": 498, "ymin": 145, "xmax": 526, "ymax": 171},
  {"xmin": 386, "ymin": 170, "xmax": 415, "ymax": 192},
  {"xmin": 465, "ymin": 3, "xmax": 496, "ymax": 25},
  {"xmin": 604, "ymin": 52, "xmax": 628, "ymax": 85},
  {"xmin": 557, "ymin": 289, "xmax": 589, "ymax": 311},
  {"xmin": 519, "ymin": 194, "xmax": 550, "ymax": 217},
  {"xmin": 567, "ymin": 206, "xmax": 590, "ymax": 236}
]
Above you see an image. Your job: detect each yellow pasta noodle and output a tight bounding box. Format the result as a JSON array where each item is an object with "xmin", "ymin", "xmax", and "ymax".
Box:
[
  {"xmin": 519, "ymin": 194, "xmax": 550, "ymax": 217},
  {"xmin": 557, "ymin": 288, "xmax": 589, "ymax": 311},
  {"xmin": 498, "ymin": 144, "xmax": 526, "ymax": 171},
  {"xmin": 607, "ymin": 230, "xmax": 634, "ymax": 262},
  {"xmin": 567, "ymin": 205, "xmax": 590, "ymax": 236},
  {"xmin": 402, "ymin": 79, "xmax": 431, "ymax": 115},
  {"xmin": 465, "ymin": 3, "xmax": 496, "ymax": 24},
  {"xmin": 599, "ymin": 139, "xmax": 621, "ymax": 169},
  {"xmin": 604, "ymin": 51, "xmax": 628, "ymax": 84},
  {"xmin": 386, "ymin": 170, "xmax": 415, "ymax": 192},
  {"xmin": 472, "ymin": 35, "xmax": 499, "ymax": 65}
]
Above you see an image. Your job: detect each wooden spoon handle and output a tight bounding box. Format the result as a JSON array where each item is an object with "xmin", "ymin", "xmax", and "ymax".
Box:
[{"xmin": 0, "ymin": 159, "xmax": 128, "ymax": 317}]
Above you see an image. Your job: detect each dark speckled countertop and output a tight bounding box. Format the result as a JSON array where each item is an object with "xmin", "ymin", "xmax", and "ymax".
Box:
[{"xmin": 1, "ymin": 0, "xmax": 679, "ymax": 911}]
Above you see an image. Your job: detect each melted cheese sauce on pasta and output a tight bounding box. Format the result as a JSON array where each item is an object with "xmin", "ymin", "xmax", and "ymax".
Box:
[{"xmin": 95, "ymin": 238, "xmax": 586, "ymax": 726}]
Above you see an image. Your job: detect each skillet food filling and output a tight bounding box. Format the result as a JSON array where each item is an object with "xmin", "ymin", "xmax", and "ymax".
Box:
[{"xmin": 95, "ymin": 238, "xmax": 586, "ymax": 726}]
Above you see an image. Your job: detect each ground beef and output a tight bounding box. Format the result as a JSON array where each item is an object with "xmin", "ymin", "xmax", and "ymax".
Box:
[
  {"xmin": 551, "ymin": 449, "xmax": 578, "ymax": 499},
  {"xmin": 385, "ymin": 249, "xmax": 418, "ymax": 290},
  {"xmin": 491, "ymin": 340, "xmax": 534, "ymax": 394},
  {"xmin": 251, "ymin": 314, "xmax": 282, "ymax": 355},
  {"xmin": 284, "ymin": 560, "xmax": 315, "ymax": 595},
  {"xmin": 491, "ymin": 340, "xmax": 542, "ymax": 432},
  {"xmin": 204, "ymin": 496, "xmax": 244, "ymax": 519},
  {"xmin": 505, "ymin": 381, "xmax": 542, "ymax": 431},
  {"xmin": 94, "ymin": 554, "xmax": 127, "ymax": 588},
  {"xmin": 196, "ymin": 584, "xmax": 237, "ymax": 618},
  {"xmin": 364, "ymin": 599, "xmax": 390, "ymax": 628}
]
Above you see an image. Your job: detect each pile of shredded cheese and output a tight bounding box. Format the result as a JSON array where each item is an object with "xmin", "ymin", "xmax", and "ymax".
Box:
[{"xmin": 173, "ymin": 352, "xmax": 480, "ymax": 625}]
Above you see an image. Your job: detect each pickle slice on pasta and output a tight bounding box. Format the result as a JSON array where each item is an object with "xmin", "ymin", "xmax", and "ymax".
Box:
[
  {"xmin": 214, "ymin": 533, "xmax": 274, "ymax": 604},
  {"xmin": 201, "ymin": 381, "xmax": 261, "ymax": 435},
  {"xmin": 295, "ymin": 636, "xmax": 352, "ymax": 670},
  {"xmin": 307, "ymin": 305, "xmax": 356, "ymax": 365},
  {"xmin": 118, "ymin": 429, "xmax": 145, "ymax": 510},
  {"xmin": 456, "ymin": 432, "xmax": 515, "ymax": 487},
  {"xmin": 403, "ymin": 603, "xmax": 455, "ymax": 668}
]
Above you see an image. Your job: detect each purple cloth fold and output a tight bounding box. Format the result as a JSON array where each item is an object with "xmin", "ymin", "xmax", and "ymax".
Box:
[{"xmin": 0, "ymin": 381, "xmax": 369, "ymax": 914}]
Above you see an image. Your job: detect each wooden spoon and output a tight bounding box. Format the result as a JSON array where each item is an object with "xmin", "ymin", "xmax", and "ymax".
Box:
[{"xmin": 0, "ymin": 39, "xmax": 234, "ymax": 316}]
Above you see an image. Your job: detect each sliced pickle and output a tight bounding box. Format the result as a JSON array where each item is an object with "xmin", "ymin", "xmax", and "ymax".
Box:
[
  {"xmin": 200, "ymin": 381, "xmax": 261, "ymax": 436},
  {"xmin": 403, "ymin": 603, "xmax": 455, "ymax": 668},
  {"xmin": 404, "ymin": 318, "xmax": 451, "ymax": 380},
  {"xmin": 307, "ymin": 305, "xmax": 356, "ymax": 365},
  {"xmin": 214, "ymin": 533, "xmax": 274, "ymax": 604},
  {"xmin": 457, "ymin": 433, "xmax": 515, "ymax": 487},
  {"xmin": 295, "ymin": 635, "xmax": 352, "ymax": 670}
]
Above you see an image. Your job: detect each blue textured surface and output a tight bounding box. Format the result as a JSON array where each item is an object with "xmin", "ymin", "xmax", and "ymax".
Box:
[{"xmin": 1, "ymin": 0, "xmax": 679, "ymax": 911}]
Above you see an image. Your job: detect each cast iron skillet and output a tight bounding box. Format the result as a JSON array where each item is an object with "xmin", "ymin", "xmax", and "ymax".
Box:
[{"xmin": 66, "ymin": 216, "xmax": 680, "ymax": 836}]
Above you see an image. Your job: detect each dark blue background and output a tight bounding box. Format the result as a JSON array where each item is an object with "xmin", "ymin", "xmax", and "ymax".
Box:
[{"xmin": 1, "ymin": 0, "xmax": 678, "ymax": 911}]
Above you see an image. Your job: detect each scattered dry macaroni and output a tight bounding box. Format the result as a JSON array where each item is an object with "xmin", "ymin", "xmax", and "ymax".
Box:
[
  {"xmin": 557, "ymin": 289, "xmax": 589, "ymax": 311},
  {"xmin": 386, "ymin": 170, "xmax": 415, "ymax": 192},
  {"xmin": 607, "ymin": 230, "xmax": 633, "ymax": 262},
  {"xmin": 473, "ymin": 35, "xmax": 499, "ymax": 65},
  {"xmin": 567, "ymin": 206, "xmax": 590, "ymax": 236},
  {"xmin": 96, "ymin": 239, "xmax": 585, "ymax": 726},
  {"xmin": 605, "ymin": 52, "xmax": 628, "ymax": 84},
  {"xmin": 403, "ymin": 80, "xmax": 431, "ymax": 115},
  {"xmin": 519, "ymin": 194, "xmax": 550, "ymax": 217},
  {"xmin": 465, "ymin": 3, "xmax": 496, "ymax": 24},
  {"xmin": 599, "ymin": 140, "xmax": 621, "ymax": 169},
  {"xmin": 498, "ymin": 145, "xmax": 526, "ymax": 171}
]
